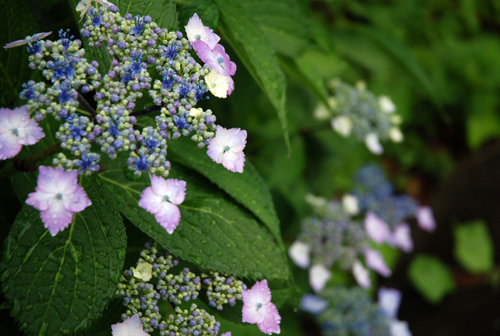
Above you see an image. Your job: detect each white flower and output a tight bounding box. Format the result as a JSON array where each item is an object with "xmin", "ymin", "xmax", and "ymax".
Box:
[
  {"xmin": 309, "ymin": 264, "xmax": 331, "ymax": 293},
  {"xmin": 389, "ymin": 127, "xmax": 404, "ymax": 143},
  {"xmin": 132, "ymin": 262, "xmax": 153, "ymax": 281},
  {"xmin": 365, "ymin": 212, "xmax": 390, "ymax": 244},
  {"xmin": 390, "ymin": 320, "xmax": 412, "ymax": 336},
  {"xmin": 189, "ymin": 107, "xmax": 203, "ymax": 118},
  {"xmin": 288, "ymin": 240, "xmax": 310, "ymax": 269},
  {"xmin": 205, "ymin": 69, "xmax": 232, "ymax": 98},
  {"xmin": 331, "ymin": 116, "xmax": 352, "ymax": 137},
  {"xmin": 365, "ymin": 133, "xmax": 383, "ymax": 155},
  {"xmin": 378, "ymin": 287, "xmax": 402, "ymax": 319},
  {"xmin": 379, "ymin": 96, "xmax": 396, "ymax": 113},
  {"xmin": 313, "ymin": 97, "xmax": 336, "ymax": 120},
  {"xmin": 341, "ymin": 194, "xmax": 359, "ymax": 215},
  {"xmin": 111, "ymin": 314, "xmax": 150, "ymax": 336},
  {"xmin": 352, "ymin": 260, "xmax": 371, "ymax": 289},
  {"xmin": 207, "ymin": 125, "xmax": 247, "ymax": 173}
]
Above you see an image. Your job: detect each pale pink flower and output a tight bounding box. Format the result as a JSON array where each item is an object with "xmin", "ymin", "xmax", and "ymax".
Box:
[
  {"xmin": 352, "ymin": 260, "xmax": 371, "ymax": 289},
  {"xmin": 242, "ymin": 280, "xmax": 281, "ymax": 335},
  {"xmin": 138, "ymin": 175, "xmax": 186, "ymax": 234},
  {"xmin": 365, "ymin": 212, "xmax": 390, "ymax": 244},
  {"xmin": 391, "ymin": 223, "xmax": 413, "ymax": 253},
  {"xmin": 309, "ymin": 264, "xmax": 331, "ymax": 293},
  {"xmin": 111, "ymin": 314, "xmax": 150, "ymax": 336},
  {"xmin": 3, "ymin": 32, "xmax": 52, "ymax": 49},
  {"xmin": 185, "ymin": 13, "xmax": 220, "ymax": 49},
  {"xmin": 221, "ymin": 333, "xmax": 231, "ymax": 336},
  {"xmin": 390, "ymin": 320, "xmax": 412, "ymax": 336},
  {"xmin": 364, "ymin": 248, "xmax": 391, "ymax": 277},
  {"xmin": 416, "ymin": 206, "xmax": 436, "ymax": 232},
  {"xmin": 26, "ymin": 166, "xmax": 91, "ymax": 236},
  {"xmin": 192, "ymin": 40, "xmax": 237, "ymax": 77},
  {"xmin": 0, "ymin": 106, "xmax": 44, "ymax": 160},
  {"xmin": 207, "ymin": 125, "xmax": 246, "ymax": 173},
  {"xmin": 288, "ymin": 240, "xmax": 310, "ymax": 269},
  {"xmin": 378, "ymin": 287, "xmax": 402, "ymax": 319}
]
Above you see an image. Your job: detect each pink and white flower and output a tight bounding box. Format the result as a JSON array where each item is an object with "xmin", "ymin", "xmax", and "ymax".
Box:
[
  {"xmin": 192, "ymin": 41, "xmax": 237, "ymax": 77},
  {"xmin": 207, "ymin": 125, "xmax": 247, "ymax": 173},
  {"xmin": 391, "ymin": 223, "xmax": 413, "ymax": 253},
  {"xmin": 352, "ymin": 260, "xmax": 371, "ymax": 289},
  {"xmin": 288, "ymin": 240, "xmax": 310, "ymax": 269},
  {"xmin": 416, "ymin": 206, "xmax": 436, "ymax": 232},
  {"xmin": 364, "ymin": 248, "xmax": 391, "ymax": 277},
  {"xmin": 0, "ymin": 106, "xmax": 44, "ymax": 160},
  {"xmin": 185, "ymin": 13, "xmax": 220, "ymax": 49},
  {"xmin": 365, "ymin": 212, "xmax": 390, "ymax": 244},
  {"xmin": 111, "ymin": 314, "xmax": 150, "ymax": 336},
  {"xmin": 138, "ymin": 175, "xmax": 186, "ymax": 234},
  {"xmin": 26, "ymin": 166, "xmax": 91, "ymax": 236},
  {"xmin": 378, "ymin": 287, "xmax": 402, "ymax": 319},
  {"xmin": 205, "ymin": 69, "xmax": 232, "ymax": 98},
  {"xmin": 242, "ymin": 280, "xmax": 281, "ymax": 335}
]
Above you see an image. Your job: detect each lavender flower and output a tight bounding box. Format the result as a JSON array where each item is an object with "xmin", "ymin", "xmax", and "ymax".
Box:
[
  {"xmin": 185, "ymin": 13, "xmax": 220, "ymax": 49},
  {"xmin": 242, "ymin": 280, "xmax": 281, "ymax": 335},
  {"xmin": 0, "ymin": 106, "xmax": 44, "ymax": 159},
  {"xmin": 192, "ymin": 41, "xmax": 237, "ymax": 77},
  {"xmin": 416, "ymin": 206, "xmax": 436, "ymax": 232},
  {"xmin": 207, "ymin": 125, "xmax": 247, "ymax": 173},
  {"xmin": 26, "ymin": 166, "xmax": 91, "ymax": 236},
  {"xmin": 111, "ymin": 314, "xmax": 150, "ymax": 336}
]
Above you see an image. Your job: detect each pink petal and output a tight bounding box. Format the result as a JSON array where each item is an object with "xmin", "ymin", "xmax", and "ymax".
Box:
[
  {"xmin": 242, "ymin": 303, "xmax": 264, "ymax": 324},
  {"xmin": 154, "ymin": 202, "xmax": 181, "ymax": 234},
  {"xmin": 40, "ymin": 201, "xmax": 74, "ymax": 236},
  {"xmin": 352, "ymin": 260, "xmax": 371, "ymax": 289},
  {"xmin": 139, "ymin": 186, "xmax": 163, "ymax": 214},
  {"xmin": 365, "ymin": 248, "xmax": 391, "ymax": 277},
  {"xmin": 164, "ymin": 179, "xmax": 186, "ymax": 205},
  {"xmin": 416, "ymin": 206, "xmax": 436, "ymax": 232},
  {"xmin": 365, "ymin": 212, "xmax": 390, "ymax": 244},
  {"xmin": 257, "ymin": 303, "xmax": 281, "ymax": 335},
  {"xmin": 112, "ymin": 314, "xmax": 149, "ymax": 336},
  {"xmin": 391, "ymin": 223, "xmax": 413, "ymax": 253},
  {"xmin": 0, "ymin": 133, "xmax": 22, "ymax": 159}
]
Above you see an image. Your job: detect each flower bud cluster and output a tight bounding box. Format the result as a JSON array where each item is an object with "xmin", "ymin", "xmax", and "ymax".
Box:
[
  {"xmin": 351, "ymin": 164, "xmax": 418, "ymax": 229},
  {"xmin": 202, "ymin": 271, "xmax": 246, "ymax": 310},
  {"xmin": 116, "ymin": 242, "xmax": 243, "ymax": 335},
  {"xmin": 318, "ymin": 286, "xmax": 390, "ymax": 336},
  {"xmin": 299, "ymin": 201, "xmax": 367, "ymax": 269}
]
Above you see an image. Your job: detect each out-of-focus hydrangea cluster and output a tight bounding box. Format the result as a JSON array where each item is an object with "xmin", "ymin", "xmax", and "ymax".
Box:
[
  {"xmin": 289, "ymin": 164, "xmax": 437, "ymax": 291},
  {"xmin": 313, "ymin": 80, "xmax": 404, "ymax": 155},
  {"xmin": 115, "ymin": 242, "xmax": 247, "ymax": 335},
  {"xmin": 2, "ymin": 1, "xmax": 247, "ymax": 238}
]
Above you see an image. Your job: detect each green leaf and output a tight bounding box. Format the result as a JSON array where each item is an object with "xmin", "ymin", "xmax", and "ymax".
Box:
[
  {"xmin": 214, "ymin": 0, "xmax": 290, "ymax": 153},
  {"xmin": 1, "ymin": 175, "xmax": 127, "ymax": 335},
  {"xmin": 99, "ymin": 155, "xmax": 290, "ymax": 281},
  {"xmin": 352, "ymin": 25, "xmax": 445, "ymax": 116},
  {"xmin": 238, "ymin": 0, "xmax": 311, "ymax": 57},
  {"xmin": 167, "ymin": 136, "xmax": 282, "ymax": 242},
  {"xmin": 408, "ymin": 255, "xmax": 455, "ymax": 304},
  {"xmin": 466, "ymin": 93, "xmax": 500, "ymax": 149},
  {"xmin": 453, "ymin": 220, "xmax": 494, "ymax": 274},
  {"xmin": 178, "ymin": 0, "xmax": 219, "ymax": 29},
  {"xmin": 113, "ymin": 0, "xmax": 179, "ymax": 30}
]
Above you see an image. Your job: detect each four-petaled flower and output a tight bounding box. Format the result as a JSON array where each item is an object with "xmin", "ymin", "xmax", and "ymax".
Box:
[
  {"xmin": 138, "ymin": 175, "xmax": 186, "ymax": 234},
  {"xmin": 0, "ymin": 106, "xmax": 45, "ymax": 160},
  {"xmin": 26, "ymin": 166, "xmax": 91, "ymax": 236},
  {"xmin": 185, "ymin": 13, "xmax": 220, "ymax": 49},
  {"xmin": 111, "ymin": 314, "xmax": 150, "ymax": 336},
  {"xmin": 132, "ymin": 262, "xmax": 153, "ymax": 281},
  {"xmin": 207, "ymin": 125, "xmax": 246, "ymax": 173},
  {"xmin": 242, "ymin": 279, "xmax": 281, "ymax": 335},
  {"xmin": 192, "ymin": 41, "xmax": 237, "ymax": 77}
]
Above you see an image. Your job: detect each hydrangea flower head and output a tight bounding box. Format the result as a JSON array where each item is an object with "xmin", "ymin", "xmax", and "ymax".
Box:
[
  {"xmin": 242, "ymin": 280, "xmax": 281, "ymax": 335},
  {"xmin": 26, "ymin": 166, "xmax": 91, "ymax": 236},
  {"xmin": 185, "ymin": 13, "xmax": 220, "ymax": 49},
  {"xmin": 288, "ymin": 240, "xmax": 310, "ymax": 269},
  {"xmin": 205, "ymin": 69, "xmax": 232, "ymax": 98},
  {"xmin": 138, "ymin": 175, "xmax": 186, "ymax": 234},
  {"xmin": 112, "ymin": 314, "xmax": 150, "ymax": 336},
  {"xmin": 207, "ymin": 125, "xmax": 246, "ymax": 173},
  {"xmin": 0, "ymin": 106, "xmax": 44, "ymax": 160},
  {"xmin": 416, "ymin": 206, "xmax": 436, "ymax": 232}
]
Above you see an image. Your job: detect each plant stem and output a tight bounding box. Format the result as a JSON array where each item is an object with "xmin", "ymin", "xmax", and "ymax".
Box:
[
  {"xmin": 77, "ymin": 93, "xmax": 97, "ymax": 118},
  {"xmin": 130, "ymin": 105, "xmax": 163, "ymax": 117}
]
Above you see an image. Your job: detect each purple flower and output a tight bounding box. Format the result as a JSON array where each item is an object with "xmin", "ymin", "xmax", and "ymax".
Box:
[
  {"xmin": 111, "ymin": 314, "xmax": 150, "ymax": 336},
  {"xmin": 221, "ymin": 333, "xmax": 231, "ymax": 336},
  {"xmin": 378, "ymin": 287, "xmax": 402, "ymax": 319},
  {"xmin": 364, "ymin": 248, "xmax": 391, "ymax": 277},
  {"xmin": 191, "ymin": 41, "xmax": 236, "ymax": 77},
  {"xmin": 207, "ymin": 125, "xmax": 246, "ymax": 173},
  {"xmin": 0, "ymin": 106, "xmax": 44, "ymax": 160},
  {"xmin": 138, "ymin": 175, "xmax": 186, "ymax": 234},
  {"xmin": 3, "ymin": 31, "xmax": 52, "ymax": 49},
  {"xmin": 365, "ymin": 211, "xmax": 390, "ymax": 244},
  {"xmin": 185, "ymin": 13, "xmax": 220, "ymax": 49},
  {"xmin": 416, "ymin": 206, "xmax": 436, "ymax": 232},
  {"xmin": 26, "ymin": 166, "xmax": 91, "ymax": 236},
  {"xmin": 242, "ymin": 280, "xmax": 281, "ymax": 335},
  {"xmin": 391, "ymin": 223, "xmax": 413, "ymax": 253},
  {"xmin": 300, "ymin": 294, "xmax": 328, "ymax": 315}
]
